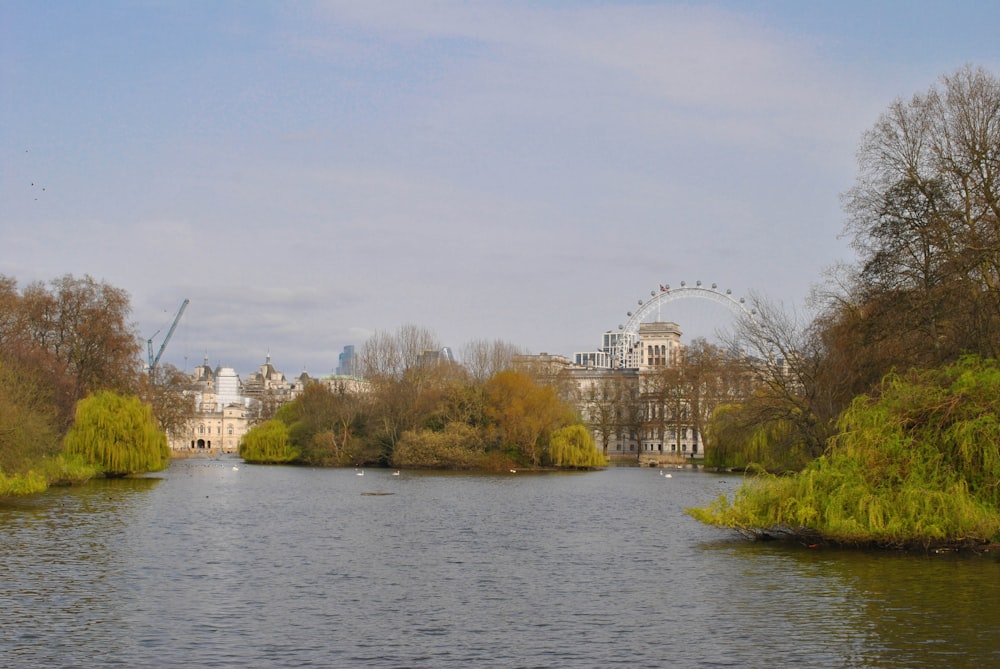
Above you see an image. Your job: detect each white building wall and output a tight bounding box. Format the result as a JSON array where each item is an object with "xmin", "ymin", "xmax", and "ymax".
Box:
[{"xmin": 215, "ymin": 367, "xmax": 242, "ymax": 408}]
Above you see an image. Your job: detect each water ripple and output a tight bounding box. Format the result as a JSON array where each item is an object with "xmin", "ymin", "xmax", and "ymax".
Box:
[{"xmin": 3, "ymin": 462, "xmax": 1000, "ymax": 668}]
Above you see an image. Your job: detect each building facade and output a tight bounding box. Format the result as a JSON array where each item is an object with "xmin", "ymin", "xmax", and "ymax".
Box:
[
  {"xmin": 336, "ymin": 345, "xmax": 356, "ymax": 377},
  {"xmin": 519, "ymin": 321, "xmax": 739, "ymax": 462},
  {"xmin": 169, "ymin": 355, "xmax": 306, "ymax": 455}
]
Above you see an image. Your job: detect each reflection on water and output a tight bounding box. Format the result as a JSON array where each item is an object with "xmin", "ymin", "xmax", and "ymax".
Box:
[{"xmin": 2, "ymin": 461, "xmax": 999, "ymax": 668}]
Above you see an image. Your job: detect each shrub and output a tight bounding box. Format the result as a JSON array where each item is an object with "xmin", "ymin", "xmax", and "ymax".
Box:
[{"xmin": 392, "ymin": 423, "xmax": 485, "ymax": 469}]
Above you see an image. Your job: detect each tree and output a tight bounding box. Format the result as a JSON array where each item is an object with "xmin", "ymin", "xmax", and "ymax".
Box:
[
  {"xmin": 0, "ymin": 274, "xmax": 140, "ymax": 491},
  {"xmin": 580, "ymin": 374, "xmax": 621, "ymax": 455},
  {"xmin": 681, "ymin": 339, "xmax": 748, "ymax": 453},
  {"xmin": 461, "ymin": 338, "xmax": 525, "ymax": 383},
  {"xmin": 720, "ymin": 293, "xmax": 832, "ymax": 461},
  {"xmin": 358, "ymin": 324, "xmax": 442, "ymax": 461},
  {"xmin": 63, "ymin": 391, "xmax": 170, "ymax": 476},
  {"xmin": 833, "ymin": 65, "xmax": 1000, "ymax": 381},
  {"xmin": 690, "ymin": 356, "xmax": 1000, "ymax": 549},
  {"xmin": 240, "ymin": 419, "xmax": 298, "ymax": 464},
  {"xmin": 0, "ymin": 275, "xmax": 22, "ymax": 346},
  {"xmin": 138, "ymin": 363, "xmax": 196, "ymax": 442},
  {"xmin": 702, "ymin": 399, "xmax": 815, "ymax": 472},
  {"xmin": 425, "ymin": 375, "xmax": 485, "ymax": 429},
  {"xmin": 358, "ymin": 324, "xmax": 440, "ymax": 382},
  {"xmin": 0, "ymin": 359, "xmax": 64, "ymax": 477},
  {"xmin": 28, "ymin": 275, "xmax": 141, "ymax": 398},
  {"xmin": 547, "ymin": 424, "xmax": 607, "ymax": 468},
  {"xmin": 392, "ymin": 423, "xmax": 485, "ymax": 469},
  {"xmin": 283, "ymin": 382, "xmax": 367, "ymax": 466},
  {"xmin": 484, "ymin": 370, "xmax": 576, "ymax": 466}
]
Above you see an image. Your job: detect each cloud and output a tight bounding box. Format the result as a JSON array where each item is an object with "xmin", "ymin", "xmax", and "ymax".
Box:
[
  {"xmin": 309, "ymin": 1, "xmax": 859, "ymax": 148},
  {"xmin": 10, "ymin": 1, "xmax": 988, "ymax": 376}
]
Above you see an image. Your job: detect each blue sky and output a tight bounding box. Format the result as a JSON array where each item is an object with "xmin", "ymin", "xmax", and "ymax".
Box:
[{"xmin": 2, "ymin": 1, "xmax": 998, "ymax": 377}]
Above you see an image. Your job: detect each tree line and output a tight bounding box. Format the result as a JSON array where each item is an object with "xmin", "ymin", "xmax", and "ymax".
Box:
[
  {"xmin": 240, "ymin": 325, "xmax": 606, "ymax": 470},
  {"xmin": 0, "ymin": 280, "xmax": 604, "ymax": 497},
  {"xmin": 0, "ymin": 275, "xmax": 185, "ymax": 493}
]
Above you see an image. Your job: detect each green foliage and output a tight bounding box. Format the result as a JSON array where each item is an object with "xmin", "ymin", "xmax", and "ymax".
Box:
[
  {"xmin": 546, "ymin": 424, "xmax": 607, "ymax": 468},
  {"xmin": 239, "ymin": 419, "xmax": 299, "ymax": 464},
  {"xmin": 235, "ymin": 355, "xmax": 587, "ymax": 471},
  {"xmin": 392, "ymin": 423, "xmax": 486, "ymax": 469},
  {"xmin": 0, "ymin": 379, "xmax": 63, "ymax": 475},
  {"xmin": 285, "ymin": 383, "xmax": 367, "ymax": 465},
  {"xmin": 63, "ymin": 391, "xmax": 170, "ymax": 476},
  {"xmin": 704, "ymin": 403, "xmax": 814, "ymax": 472},
  {"xmin": 689, "ymin": 356, "xmax": 1000, "ymax": 548},
  {"xmin": 36, "ymin": 453, "xmax": 98, "ymax": 486},
  {"xmin": 0, "ymin": 357, "xmax": 98, "ymax": 496},
  {"xmin": 296, "ymin": 431, "xmax": 342, "ymax": 467},
  {"xmin": 0, "ymin": 453, "xmax": 99, "ymax": 496},
  {"xmin": 0, "ymin": 470, "xmax": 48, "ymax": 497}
]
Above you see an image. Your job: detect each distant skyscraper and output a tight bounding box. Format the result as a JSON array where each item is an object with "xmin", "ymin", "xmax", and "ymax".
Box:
[{"xmin": 336, "ymin": 345, "xmax": 356, "ymax": 377}]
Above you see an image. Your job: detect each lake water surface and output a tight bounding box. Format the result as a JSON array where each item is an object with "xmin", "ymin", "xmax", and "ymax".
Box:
[{"xmin": 2, "ymin": 459, "xmax": 999, "ymax": 668}]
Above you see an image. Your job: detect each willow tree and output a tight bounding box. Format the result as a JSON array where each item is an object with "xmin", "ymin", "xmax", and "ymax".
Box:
[
  {"xmin": 703, "ymin": 402, "xmax": 814, "ymax": 472},
  {"xmin": 547, "ymin": 424, "xmax": 607, "ymax": 468},
  {"xmin": 689, "ymin": 356, "xmax": 1000, "ymax": 549},
  {"xmin": 240, "ymin": 419, "xmax": 298, "ymax": 464},
  {"xmin": 64, "ymin": 391, "xmax": 170, "ymax": 477}
]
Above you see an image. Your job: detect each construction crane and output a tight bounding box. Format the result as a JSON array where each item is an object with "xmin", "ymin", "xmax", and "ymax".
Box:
[{"xmin": 147, "ymin": 299, "xmax": 189, "ymax": 375}]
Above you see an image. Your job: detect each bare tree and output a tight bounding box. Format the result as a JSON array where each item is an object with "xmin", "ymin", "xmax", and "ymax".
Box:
[
  {"xmin": 840, "ymin": 65, "xmax": 1000, "ymax": 367},
  {"xmin": 721, "ymin": 293, "xmax": 831, "ymax": 458},
  {"xmin": 138, "ymin": 363, "xmax": 196, "ymax": 439},
  {"xmin": 356, "ymin": 324, "xmax": 442, "ymax": 459},
  {"xmin": 579, "ymin": 373, "xmax": 619, "ymax": 455},
  {"xmin": 461, "ymin": 338, "xmax": 526, "ymax": 383},
  {"xmin": 613, "ymin": 371, "xmax": 643, "ymax": 456},
  {"xmin": 358, "ymin": 324, "xmax": 440, "ymax": 381}
]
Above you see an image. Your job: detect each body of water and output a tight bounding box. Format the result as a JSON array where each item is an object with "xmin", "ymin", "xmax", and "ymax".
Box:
[{"xmin": 2, "ymin": 459, "xmax": 999, "ymax": 668}]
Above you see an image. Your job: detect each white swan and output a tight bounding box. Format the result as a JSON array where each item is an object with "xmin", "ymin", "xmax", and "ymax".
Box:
[
  {"xmin": 393, "ymin": 470, "xmax": 400, "ymax": 476},
  {"xmin": 356, "ymin": 470, "xmax": 364, "ymax": 476}
]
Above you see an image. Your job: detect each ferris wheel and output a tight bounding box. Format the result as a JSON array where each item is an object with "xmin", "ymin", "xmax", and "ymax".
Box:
[{"xmin": 613, "ymin": 281, "xmax": 753, "ymax": 368}]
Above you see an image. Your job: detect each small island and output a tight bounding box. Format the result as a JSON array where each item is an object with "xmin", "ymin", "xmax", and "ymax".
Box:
[
  {"xmin": 688, "ymin": 356, "xmax": 1000, "ymax": 552},
  {"xmin": 239, "ymin": 367, "xmax": 607, "ymax": 472}
]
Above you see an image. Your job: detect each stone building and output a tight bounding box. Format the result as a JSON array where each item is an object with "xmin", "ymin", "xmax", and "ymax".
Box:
[
  {"xmin": 169, "ymin": 355, "xmax": 305, "ymax": 455},
  {"xmin": 168, "ymin": 358, "xmax": 251, "ymax": 454},
  {"xmin": 519, "ymin": 321, "xmax": 726, "ymax": 462},
  {"xmin": 242, "ymin": 354, "xmax": 310, "ymax": 404}
]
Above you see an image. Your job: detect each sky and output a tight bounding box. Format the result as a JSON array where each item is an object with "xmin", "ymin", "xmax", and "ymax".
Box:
[{"xmin": 2, "ymin": 1, "xmax": 999, "ymax": 378}]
